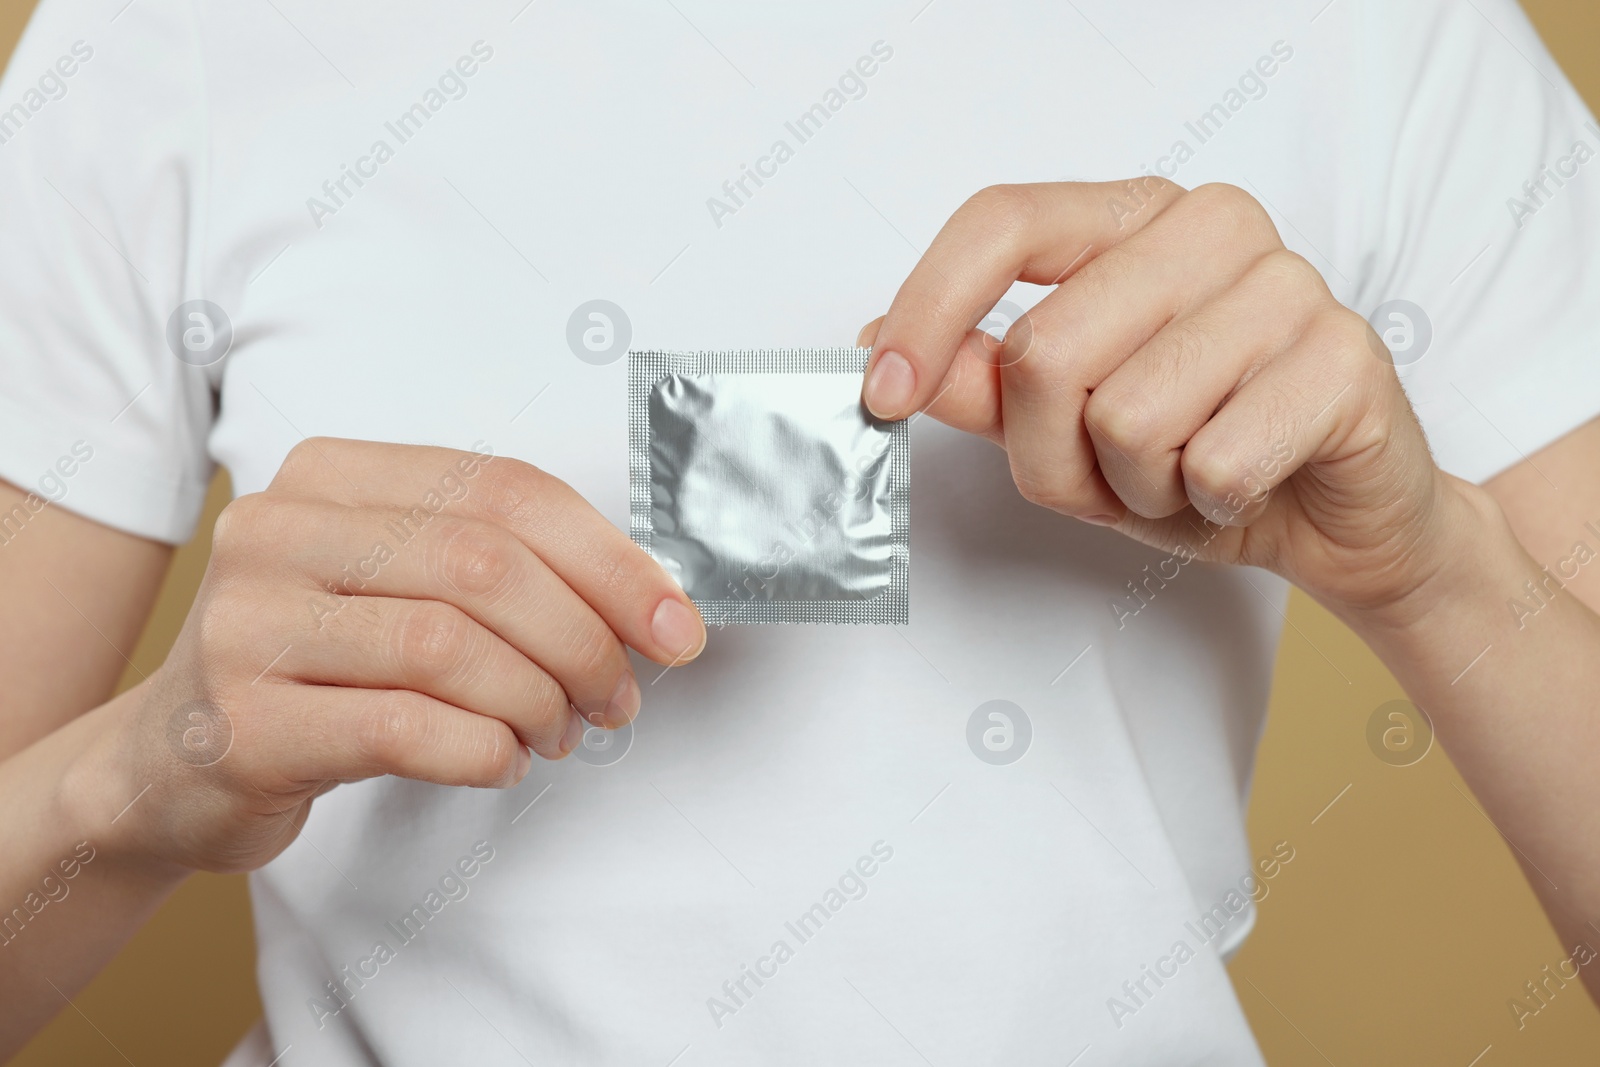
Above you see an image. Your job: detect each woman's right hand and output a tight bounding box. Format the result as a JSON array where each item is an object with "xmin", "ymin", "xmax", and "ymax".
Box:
[{"xmin": 80, "ymin": 438, "xmax": 706, "ymax": 874}]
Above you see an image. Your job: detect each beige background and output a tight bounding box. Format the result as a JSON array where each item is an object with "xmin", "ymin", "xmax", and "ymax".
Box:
[{"xmin": 4, "ymin": 3, "xmax": 1599, "ymax": 1063}]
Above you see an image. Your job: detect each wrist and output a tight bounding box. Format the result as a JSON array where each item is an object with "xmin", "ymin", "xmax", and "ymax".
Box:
[
  {"xmin": 1327, "ymin": 472, "xmax": 1531, "ymax": 641},
  {"xmin": 55, "ymin": 685, "xmax": 191, "ymax": 888}
]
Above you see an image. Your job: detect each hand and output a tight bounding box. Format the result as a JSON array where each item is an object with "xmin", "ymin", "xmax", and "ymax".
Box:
[
  {"xmin": 87, "ymin": 439, "xmax": 706, "ymax": 873},
  {"xmin": 858, "ymin": 179, "xmax": 1471, "ymax": 619}
]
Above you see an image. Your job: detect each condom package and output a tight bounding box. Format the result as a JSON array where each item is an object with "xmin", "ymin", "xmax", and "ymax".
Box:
[{"xmin": 628, "ymin": 347, "xmax": 909, "ymax": 625}]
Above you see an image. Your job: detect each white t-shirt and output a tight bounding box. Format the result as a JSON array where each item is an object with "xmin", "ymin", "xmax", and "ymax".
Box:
[{"xmin": 4, "ymin": 1, "xmax": 1599, "ymax": 1063}]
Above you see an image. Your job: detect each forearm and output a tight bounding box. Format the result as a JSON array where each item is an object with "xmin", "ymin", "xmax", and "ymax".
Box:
[
  {"xmin": 1333, "ymin": 477, "xmax": 1600, "ymax": 999},
  {"xmin": 0, "ymin": 686, "xmax": 188, "ymax": 1059}
]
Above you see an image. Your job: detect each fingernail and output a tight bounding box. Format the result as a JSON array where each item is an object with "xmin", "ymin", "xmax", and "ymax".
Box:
[
  {"xmin": 864, "ymin": 350, "xmax": 915, "ymax": 419},
  {"xmin": 652, "ymin": 598, "xmax": 706, "ymax": 662},
  {"xmin": 560, "ymin": 708, "xmax": 587, "ymax": 757},
  {"xmin": 1080, "ymin": 514, "xmax": 1120, "ymax": 527},
  {"xmin": 509, "ymin": 745, "xmax": 531, "ymax": 785},
  {"xmin": 605, "ymin": 672, "xmax": 642, "ymax": 726}
]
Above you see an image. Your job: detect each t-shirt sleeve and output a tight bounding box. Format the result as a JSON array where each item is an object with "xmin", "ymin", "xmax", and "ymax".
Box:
[
  {"xmin": 1351, "ymin": 0, "xmax": 1600, "ymax": 486},
  {"xmin": 0, "ymin": 0, "xmax": 216, "ymax": 543}
]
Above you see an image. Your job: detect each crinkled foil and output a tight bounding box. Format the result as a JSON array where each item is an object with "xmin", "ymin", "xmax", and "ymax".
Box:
[{"xmin": 629, "ymin": 348, "xmax": 909, "ymax": 624}]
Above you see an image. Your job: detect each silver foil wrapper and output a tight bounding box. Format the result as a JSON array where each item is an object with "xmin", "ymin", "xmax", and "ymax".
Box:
[{"xmin": 629, "ymin": 348, "xmax": 909, "ymax": 624}]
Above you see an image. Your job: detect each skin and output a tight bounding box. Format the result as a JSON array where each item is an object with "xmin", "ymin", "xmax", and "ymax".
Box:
[
  {"xmin": 0, "ymin": 177, "xmax": 1596, "ymax": 1051},
  {"xmin": 0, "ymin": 439, "xmax": 706, "ymax": 1056},
  {"xmin": 858, "ymin": 178, "xmax": 1600, "ymax": 1005}
]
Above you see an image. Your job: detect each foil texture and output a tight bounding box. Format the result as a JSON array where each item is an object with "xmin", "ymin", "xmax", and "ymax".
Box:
[{"xmin": 629, "ymin": 348, "xmax": 909, "ymax": 624}]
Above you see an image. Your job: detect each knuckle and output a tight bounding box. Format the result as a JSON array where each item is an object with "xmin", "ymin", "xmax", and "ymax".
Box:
[
  {"xmin": 1182, "ymin": 442, "xmax": 1262, "ymax": 513},
  {"xmin": 1122, "ymin": 174, "xmax": 1183, "ymax": 200},
  {"xmin": 1085, "ymin": 385, "xmax": 1163, "ymax": 456},
  {"xmin": 1014, "ymin": 477, "xmax": 1072, "ymax": 512},
  {"xmin": 564, "ymin": 620, "xmax": 623, "ymax": 685},
  {"xmin": 273, "ymin": 442, "xmax": 315, "ymax": 484},
  {"xmin": 993, "ymin": 310, "xmax": 1039, "ymax": 366},
  {"xmin": 517, "ymin": 670, "xmax": 568, "ymax": 734},
  {"xmin": 965, "ymin": 184, "xmax": 1038, "ymax": 238},
  {"xmin": 1311, "ymin": 306, "xmax": 1383, "ymax": 376},
  {"xmin": 524, "ymin": 692, "xmax": 571, "ymax": 753},
  {"xmin": 393, "ymin": 603, "xmax": 471, "ymax": 681},
  {"xmin": 1014, "ymin": 483, "xmax": 1053, "ymax": 510},
  {"xmin": 1188, "ymin": 182, "xmax": 1272, "ymax": 237},
  {"xmin": 1252, "ymin": 248, "xmax": 1327, "ymax": 300},
  {"xmin": 1104, "ymin": 175, "xmax": 1183, "ymax": 227},
  {"xmin": 211, "ymin": 495, "xmax": 309, "ymax": 570},
  {"xmin": 1327, "ymin": 305, "xmax": 1379, "ymax": 353},
  {"xmin": 211, "ymin": 493, "xmax": 270, "ymax": 551},
  {"xmin": 1181, "ymin": 443, "xmax": 1229, "ymax": 492},
  {"xmin": 479, "ymin": 457, "xmax": 553, "ymax": 527},
  {"xmin": 355, "ymin": 695, "xmax": 422, "ymax": 768},
  {"xmin": 193, "ymin": 590, "xmax": 244, "ymax": 663},
  {"xmin": 1011, "ymin": 459, "xmax": 1093, "ymax": 513},
  {"xmin": 1002, "ymin": 335, "xmax": 1070, "ymax": 393},
  {"xmin": 476, "ymin": 727, "xmax": 523, "ymax": 785},
  {"xmin": 1066, "ymin": 249, "xmax": 1137, "ymax": 323},
  {"xmin": 210, "ymin": 500, "xmax": 243, "ymax": 548},
  {"xmin": 274, "ymin": 437, "xmax": 335, "ymax": 486},
  {"xmin": 435, "ymin": 520, "xmax": 516, "ymax": 598}
]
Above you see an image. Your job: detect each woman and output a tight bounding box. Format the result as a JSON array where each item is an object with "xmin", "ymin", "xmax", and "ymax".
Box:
[{"xmin": 2, "ymin": 0, "xmax": 1597, "ymax": 1062}]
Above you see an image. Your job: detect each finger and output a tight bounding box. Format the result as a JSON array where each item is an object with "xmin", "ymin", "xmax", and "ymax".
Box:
[
  {"xmin": 860, "ymin": 315, "xmax": 1005, "ymax": 440},
  {"xmin": 276, "ymin": 595, "xmax": 588, "ymax": 759},
  {"xmin": 265, "ymin": 440, "xmax": 707, "ymax": 665},
  {"xmin": 1084, "ymin": 249, "xmax": 1329, "ymax": 518},
  {"xmin": 238, "ymin": 498, "xmax": 642, "ymax": 728},
  {"xmin": 862, "ymin": 178, "xmax": 1186, "ymax": 420},
  {"xmin": 239, "ymin": 686, "xmax": 534, "ymax": 789},
  {"xmin": 856, "ymin": 315, "xmax": 885, "ymax": 349},
  {"xmin": 995, "ymin": 185, "xmax": 1283, "ymax": 517},
  {"xmin": 1179, "ymin": 309, "xmax": 1410, "ymax": 530}
]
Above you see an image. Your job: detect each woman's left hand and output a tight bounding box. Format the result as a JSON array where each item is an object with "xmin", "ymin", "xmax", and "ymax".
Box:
[{"xmin": 859, "ymin": 179, "xmax": 1476, "ymax": 621}]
